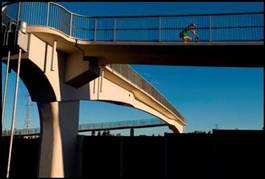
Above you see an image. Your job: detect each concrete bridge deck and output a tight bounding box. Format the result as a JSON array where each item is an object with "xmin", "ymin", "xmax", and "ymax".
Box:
[
  {"xmin": 20, "ymin": 26, "xmax": 265, "ymax": 67},
  {"xmin": 3, "ymin": 2, "xmax": 264, "ymax": 67}
]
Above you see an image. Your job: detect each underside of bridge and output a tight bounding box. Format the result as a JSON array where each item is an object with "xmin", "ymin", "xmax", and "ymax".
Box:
[{"xmin": 15, "ymin": 32, "xmax": 185, "ymax": 132}]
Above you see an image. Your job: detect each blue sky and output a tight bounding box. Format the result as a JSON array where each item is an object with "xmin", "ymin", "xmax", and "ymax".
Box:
[
  {"xmin": 2, "ymin": 2, "xmax": 264, "ymax": 135},
  {"xmin": 59, "ymin": 2, "xmax": 263, "ymax": 16}
]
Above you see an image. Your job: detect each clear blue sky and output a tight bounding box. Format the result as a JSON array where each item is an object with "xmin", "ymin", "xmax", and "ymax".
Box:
[
  {"xmin": 2, "ymin": 2, "xmax": 264, "ymax": 135},
  {"xmin": 59, "ymin": 2, "xmax": 263, "ymax": 16}
]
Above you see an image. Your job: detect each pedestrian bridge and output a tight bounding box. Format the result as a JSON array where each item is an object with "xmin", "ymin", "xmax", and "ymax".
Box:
[
  {"xmin": 3, "ymin": 2, "xmax": 264, "ymax": 66},
  {"xmin": 2, "ymin": 2, "xmax": 264, "ymax": 178}
]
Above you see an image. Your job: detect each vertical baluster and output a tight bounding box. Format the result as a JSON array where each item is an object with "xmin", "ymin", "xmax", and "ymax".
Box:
[
  {"xmin": 1, "ymin": 51, "xmax": 11, "ymax": 135},
  {"xmin": 94, "ymin": 18, "xmax": 97, "ymax": 41},
  {"xmin": 113, "ymin": 18, "xmax": 116, "ymax": 41},
  {"xmin": 17, "ymin": 2, "xmax": 21, "ymax": 24},
  {"xmin": 47, "ymin": 2, "xmax": 50, "ymax": 26},
  {"xmin": 209, "ymin": 15, "xmax": 212, "ymax": 42},
  {"xmin": 85, "ymin": 16, "xmax": 88, "ymax": 40},
  {"xmin": 6, "ymin": 48, "xmax": 22, "ymax": 178},
  {"xmin": 33, "ymin": 2, "xmax": 36, "ymax": 25},
  {"xmin": 70, "ymin": 13, "xmax": 73, "ymax": 37},
  {"xmin": 158, "ymin": 16, "xmax": 161, "ymax": 42}
]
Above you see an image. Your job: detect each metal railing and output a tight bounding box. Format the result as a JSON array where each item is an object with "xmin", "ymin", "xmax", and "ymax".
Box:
[
  {"xmin": 79, "ymin": 118, "xmax": 167, "ymax": 131},
  {"xmin": 2, "ymin": 118, "xmax": 167, "ymax": 136},
  {"xmin": 108, "ymin": 64, "xmax": 185, "ymax": 121},
  {"xmin": 3, "ymin": 2, "xmax": 264, "ymax": 42}
]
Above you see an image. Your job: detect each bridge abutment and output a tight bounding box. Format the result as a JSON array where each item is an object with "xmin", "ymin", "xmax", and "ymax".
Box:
[{"xmin": 37, "ymin": 100, "xmax": 80, "ymax": 177}]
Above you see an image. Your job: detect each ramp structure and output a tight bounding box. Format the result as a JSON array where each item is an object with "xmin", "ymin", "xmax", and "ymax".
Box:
[{"xmin": 1, "ymin": 2, "xmax": 263, "ymax": 177}]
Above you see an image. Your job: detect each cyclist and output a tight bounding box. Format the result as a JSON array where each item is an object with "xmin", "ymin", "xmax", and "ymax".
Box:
[{"xmin": 179, "ymin": 23, "xmax": 199, "ymax": 43}]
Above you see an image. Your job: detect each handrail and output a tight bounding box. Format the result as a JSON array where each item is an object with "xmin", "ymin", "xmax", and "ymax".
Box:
[
  {"xmin": 70, "ymin": 11, "xmax": 265, "ymax": 19},
  {"xmin": 3, "ymin": 2, "xmax": 263, "ymax": 42},
  {"xmin": 107, "ymin": 64, "xmax": 185, "ymax": 122},
  {"xmin": 49, "ymin": 2, "xmax": 73, "ymax": 14},
  {"xmin": 2, "ymin": 118, "xmax": 167, "ymax": 136}
]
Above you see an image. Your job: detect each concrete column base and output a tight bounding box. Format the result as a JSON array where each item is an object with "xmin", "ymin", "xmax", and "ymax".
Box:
[{"xmin": 37, "ymin": 100, "xmax": 80, "ymax": 177}]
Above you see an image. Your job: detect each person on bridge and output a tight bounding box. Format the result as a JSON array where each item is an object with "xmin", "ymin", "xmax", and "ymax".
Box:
[{"xmin": 179, "ymin": 23, "xmax": 199, "ymax": 43}]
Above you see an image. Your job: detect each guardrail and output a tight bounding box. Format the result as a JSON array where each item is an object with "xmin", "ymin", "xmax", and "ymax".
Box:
[
  {"xmin": 108, "ymin": 64, "xmax": 185, "ymax": 121},
  {"xmin": 2, "ymin": 118, "xmax": 167, "ymax": 136},
  {"xmin": 3, "ymin": 2, "xmax": 264, "ymax": 42}
]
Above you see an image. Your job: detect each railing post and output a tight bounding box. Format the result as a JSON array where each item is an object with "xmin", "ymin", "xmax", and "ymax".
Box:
[
  {"xmin": 47, "ymin": 2, "xmax": 50, "ymax": 26},
  {"xmin": 158, "ymin": 16, "xmax": 161, "ymax": 42},
  {"xmin": 113, "ymin": 18, "xmax": 116, "ymax": 41},
  {"xmin": 6, "ymin": 48, "xmax": 22, "ymax": 178},
  {"xmin": 70, "ymin": 13, "xmax": 73, "ymax": 37},
  {"xmin": 1, "ymin": 51, "xmax": 11, "ymax": 137},
  {"xmin": 209, "ymin": 15, "xmax": 212, "ymax": 42},
  {"xmin": 17, "ymin": 2, "xmax": 21, "ymax": 24},
  {"xmin": 94, "ymin": 18, "xmax": 97, "ymax": 41}
]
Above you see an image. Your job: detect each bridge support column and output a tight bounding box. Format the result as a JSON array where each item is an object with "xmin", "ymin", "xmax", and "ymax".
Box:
[{"xmin": 37, "ymin": 100, "xmax": 80, "ymax": 177}]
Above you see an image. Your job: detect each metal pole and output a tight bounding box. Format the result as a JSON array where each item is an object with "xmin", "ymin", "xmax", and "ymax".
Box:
[
  {"xmin": 17, "ymin": 2, "xmax": 21, "ymax": 24},
  {"xmin": 158, "ymin": 16, "xmax": 161, "ymax": 42},
  {"xmin": 14, "ymin": 2, "xmax": 21, "ymax": 46},
  {"xmin": 6, "ymin": 48, "xmax": 22, "ymax": 178},
  {"xmin": 113, "ymin": 18, "xmax": 116, "ymax": 41},
  {"xmin": 1, "ymin": 51, "xmax": 11, "ymax": 135},
  {"xmin": 209, "ymin": 15, "xmax": 212, "ymax": 42},
  {"xmin": 47, "ymin": 2, "xmax": 50, "ymax": 26},
  {"xmin": 70, "ymin": 13, "xmax": 73, "ymax": 37},
  {"xmin": 94, "ymin": 18, "xmax": 97, "ymax": 41}
]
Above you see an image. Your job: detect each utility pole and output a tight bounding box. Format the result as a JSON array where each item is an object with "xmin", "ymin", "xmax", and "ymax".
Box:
[{"xmin": 24, "ymin": 95, "xmax": 32, "ymax": 134}]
